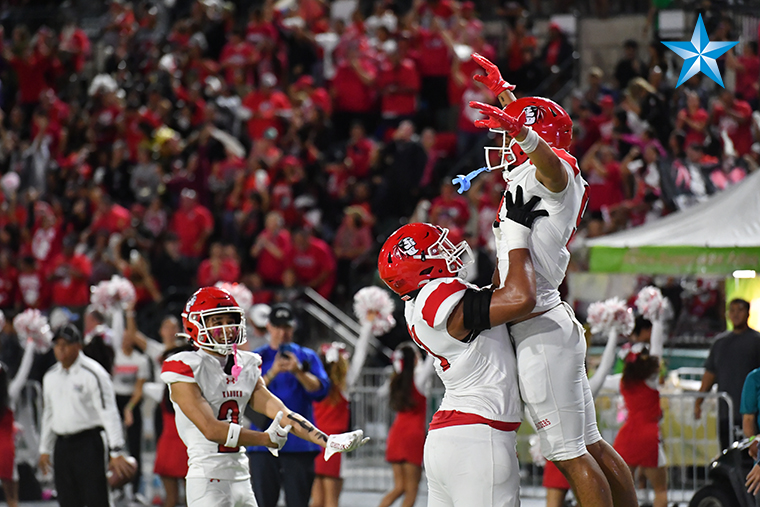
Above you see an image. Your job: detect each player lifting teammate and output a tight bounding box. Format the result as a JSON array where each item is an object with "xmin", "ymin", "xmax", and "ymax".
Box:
[
  {"xmin": 465, "ymin": 54, "xmax": 637, "ymax": 507},
  {"xmin": 379, "ymin": 187, "xmax": 546, "ymax": 506},
  {"xmin": 161, "ymin": 287, "xmax": 368, "ymax": 507}
]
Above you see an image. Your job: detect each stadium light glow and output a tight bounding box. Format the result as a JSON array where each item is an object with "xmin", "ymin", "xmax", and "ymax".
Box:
[{"xmin": 733, "ymin": 270, "xmax": 757, "ymax": 279}]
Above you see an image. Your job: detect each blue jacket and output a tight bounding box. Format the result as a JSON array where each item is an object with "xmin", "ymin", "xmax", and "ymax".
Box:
[{"xmin": 247, "ymin": 342, "xmax": 330, "ymax": 453}]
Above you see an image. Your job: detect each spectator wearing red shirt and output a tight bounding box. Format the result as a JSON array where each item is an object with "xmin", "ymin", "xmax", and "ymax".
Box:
[
  {"xmin": 220, "ymin": 28, "xmax": 257, "ymax": 86},
  {"xmin": 89, "ymin": 194, "xmax": 132, "ymax": 236},
  {"xmin": 346, "ymin": 123, "xmax": 376, "ymax": 179},
  {"xmin": 333, "ymin": 207, "xmax": 373, "ymax": 297},
  {"xmin": 47, "ymin": 235, "xmax": 92, "ymax": 309},
  {"xmin": 377, "ymin": 45, "xmax": 420, "ymax": 130},
  {"xmin": 29, "ymin": 202, "xmax": 61, "ymax": 271},
  {"xmin": 712, "ymin": 89, "xmax": 754, "ymax": 156},
  {"xmin": 0, "ymin": 251, "xmax": 18, "ymax": 311},
  {"xmin": 293, "ymin": 75, "xmax": 332, "ymax": 116},
  {"xmin": 4, "ymin": 30, "xmax": 54, "ymax": 108},
  {"xmin": 676, "ymin": 91, "xmax": 709, "ymax": 149},
  {"xmin": 196, "ymin": 243, "xmax": 241, "ymax": 287},
  {"xmin": 169, "ymin": 188, "xmax": 214, "ymax": 259},
  {"xmin": 581, "ymin": 143, "xmax": 625, "ymax": 220},
  {"xmin": 727, "ymin": 42, "xmax": 760, "ymax": 106},
  {"xmin": 59, "ymin": 18, "xmax": 91, "ymax": 74},
  {"xmin": 331, "ymin": 46, "xmax": 377, "ymax": 139},
  {"xmin": 16, "ymin": 256, "xmax": 47, "ymax": 311},
  {"xmin": 290, "ymin": 228, "xmax": 336, "ymax": 299},
  {"xmin": 250, "ymin": 211, "xmax": 293, "ymax": 286},
  {"xmin": 243, "ymin": 73, "xmax": 292, "ymax": 140},
  {"xmin": 414, "ymin": 20, "xmax": 451, "ymax": 124},
  {"xmin": 429, "ymin": 180, "xmax": 471, "ymax": 227}
]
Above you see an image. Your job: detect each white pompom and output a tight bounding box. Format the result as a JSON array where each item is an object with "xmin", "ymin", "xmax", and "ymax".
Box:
[
  {"xmin": 13, "ymin": 309, "xmax": 53, "ymax": 352},
  {"xmin": 90, "ymin": 276, "xmax": 137, "ymax": 312},
  {"xmin": 634, "ymin": 286, "xmax": 673, "ymax": 322},
  {"xmin": 586, "ymin": 297, "xmax": 634, "ymax": 337},
  {"xmin": 353, "ymin": 286, "xmax": 397, "ymax": 336},
  {"xmin": 528, "ymin": 435, "xmax": 546, "ymax": 467},
  {"xmin": 215, "ymin": 282, "xmax": 253, "ymax": 313}
]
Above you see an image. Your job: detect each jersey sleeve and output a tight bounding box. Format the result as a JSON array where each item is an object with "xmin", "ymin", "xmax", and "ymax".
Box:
[
  {"xmin": 740, "ymin": 368, "xmax": 760, "ymax": 415},
  {"xmin": 160, "ymin": 352, "xmax": 200, "ymax": 384},
  {"xmin": 415, "ymin": 278, "xmax": 470, "ymax": 330}
]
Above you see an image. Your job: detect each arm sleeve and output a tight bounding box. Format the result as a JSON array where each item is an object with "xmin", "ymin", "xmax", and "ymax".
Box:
[
  {"xmin": 39, "ymin": 376, "xmax": 56, "ymax": 455},
  {"xmin": 650, "ymin": 320, "xmax": 666, "ymax": 358},
  {"xmin": 704, "ymin": 343, "xmax": 717, "ymax": 373},
  {"xmin": 8, "ymin": 339, "xmax": 35, "ymax": 404},
  {"xmin": 110, "ymin": 309, "xmax": 124, "ymax": 354},
  {"xmin": 588, "ymin": 329, "xmax": 619, "ymax": 399},
  {"xmin": 346, "ymin": 321, "xmax": 373, "ymax": 390},
  {"xmin": 161, "ymin": 357, "xmax": 197, "ymax": 385},
  {"xmin": 304, "ymin": 348, "xmax": 331, "ymax": 401},
  {"xmin": 741, "ymin": 370, "xmax": 759, "ymax": 415},
  {"xmin": 145, "ymin": 339, "xmax": 165, "ymax": 364},
  {"xmin": 413, "ymin": 355, "xmax": 435, "ymax": 396},
  {"xmin": 92, "ymin": 370, "xmax": 126, "ymax": 450}
]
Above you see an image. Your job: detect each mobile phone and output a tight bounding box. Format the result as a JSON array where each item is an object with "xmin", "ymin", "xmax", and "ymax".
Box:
[{"xmin": 278, "ymin": 343, "xmax": 295, "ymax": 357}]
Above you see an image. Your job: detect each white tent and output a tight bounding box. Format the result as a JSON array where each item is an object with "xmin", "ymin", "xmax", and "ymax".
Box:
[{"xmin": 587, "ymin": 169, "xmax": 760, "ymax": 274}]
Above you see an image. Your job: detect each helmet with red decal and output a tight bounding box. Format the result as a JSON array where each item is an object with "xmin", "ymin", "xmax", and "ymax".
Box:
[
  {"xmin": 485, "ymin": 96, "xmax": 573, "ymax": 173},
  {"xmin": 179, "ymin": 286, "xmax": 247, "ymax": 355},
  {"xmin": 378, "ymin": 223, "xmax": 473, "ymax": 300}
]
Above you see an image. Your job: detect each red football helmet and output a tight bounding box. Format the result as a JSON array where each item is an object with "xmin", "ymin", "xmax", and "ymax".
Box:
[
  {"xmin": 485, "ymin": 96, "xmax": 573, "ymax": 172},
  {"xmin": 378, "ymin": 223, "xmax": 473, "ymax": 300},
  {"xmin": 179, "ymin": 287, "xmax": 247, "ymax": 355}
]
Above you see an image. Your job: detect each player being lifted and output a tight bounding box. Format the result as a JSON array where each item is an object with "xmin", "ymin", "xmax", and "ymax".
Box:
[
  {"xmin": 161, "ymin": 287, "xmax": 368, "ymax": 507},
  {"xmin": 379, "ymin": 187, "xmax": 546, "ymax": 506},
  {"xmin": 465, "ymin": 54, "xmax": 637, "ymax": 507}
]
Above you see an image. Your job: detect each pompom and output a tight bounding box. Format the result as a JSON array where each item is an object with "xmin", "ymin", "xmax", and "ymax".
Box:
[
  {"xmin": 528, "ymin": 435, "xmax": 546, "ymax": 467},
  {"xmin": 90, "ymin": 275, "xmax": 137, "ymax": 312},
  {"xmin": 13, "ymin": 309, "xmax": 53, "ymax": 352},
  {"xmin": 586, "ymin": 297, "xmax": 634, "ymax": 336},
  {"xmin": 634, "ymin": 286, "xmax": 673, "ymax": 322},
  {"xmin": 353, "ymin": 286, "xmax": 397, "ymax": 336},
  {"xmin": 215, "ymin": 282, "xmax": 253, "ymax": 313}
]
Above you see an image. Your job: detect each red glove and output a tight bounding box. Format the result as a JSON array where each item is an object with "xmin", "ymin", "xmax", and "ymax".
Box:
[
  {"xmin": 472, "ymin": 53, "xmax": 515, "ymax": 96},
  {"xmin": 469, "ymin": 101, "xmax": 524, "ymax": 136}
]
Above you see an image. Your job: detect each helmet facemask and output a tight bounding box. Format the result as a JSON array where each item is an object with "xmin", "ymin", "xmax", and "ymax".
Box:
[
  {"xmin": 426, "ymin": 228, "xmax": 475, "ymax": 277},
  {"xmin": 186, "ymin": 307, "xmax": 247, "ymax": 355},
  {"xmin": 484, "ymin": 129, "xmax": 518, "ymax": 173}
]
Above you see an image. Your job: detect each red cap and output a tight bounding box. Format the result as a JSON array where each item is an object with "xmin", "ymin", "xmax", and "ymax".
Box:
[
  {"xmin": 548, "ymin": 22, "xmax": 562, "ymax": 32},
  {"xmin": 600, "ymin": 95, "xmax": 615, "ymax": 108},
  {"xmin": 295, "ymin": 75, "xmax": 314, "ymax": 89},
  {"xmin": 462, "ymin": 1, "xmax": 474, "ymax": 11},
  {"xmin": 282, "ymin": 155, "xmax": 301, "ymax": 167}
]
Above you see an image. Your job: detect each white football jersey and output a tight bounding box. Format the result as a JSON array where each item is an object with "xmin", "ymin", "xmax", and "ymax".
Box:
[
  {"xmin": 498, "ymin": 148, "xmax": 588, "ymax": 312},
  {"xmin": 161, "ymin": 349, "xmax": 262, "ymax": 481},
  {"xmin": 404, "ymin": 278, "xmax": 522, "ymax": 424}
]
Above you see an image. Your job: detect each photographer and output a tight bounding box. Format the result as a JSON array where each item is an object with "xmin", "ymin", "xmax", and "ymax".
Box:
[{"xmin": 247, "ymin": 303, "xmax": 330, "ymax": 507}]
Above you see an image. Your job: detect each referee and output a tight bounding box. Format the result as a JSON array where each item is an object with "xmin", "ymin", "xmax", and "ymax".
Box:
[{"xmin": 38, "ymin": 324, "xmax": 133, "ymax": 506}]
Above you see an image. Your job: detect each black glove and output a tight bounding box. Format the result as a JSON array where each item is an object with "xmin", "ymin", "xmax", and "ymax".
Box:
[{"xmin": 504, "ymin": 186, "xmax": 548, "ymax": 229}]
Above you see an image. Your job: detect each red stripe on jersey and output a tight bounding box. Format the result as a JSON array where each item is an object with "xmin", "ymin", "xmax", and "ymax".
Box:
[
  {"xmin": 553, "ymin": 148, "xmax": 580, "ymax": 176},
  {"xmin": 408, "ymin": 325, "xmax": 451, "ymax": 372},
  {"xmin": 162, "ymin": 360, "xmax": 194, "ymax": 378},
  {"xmin": 429, "ymin": 410, "xmax": 521, "ymax": 432},
  {"xmin": 421, "ymin": 280, "xmax": 467, "ymax": 328}
]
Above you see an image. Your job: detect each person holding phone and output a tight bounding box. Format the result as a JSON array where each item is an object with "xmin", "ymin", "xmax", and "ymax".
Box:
[{"xmin": 248, "ymin": 303, "xmax": 331, "ymax": 507}]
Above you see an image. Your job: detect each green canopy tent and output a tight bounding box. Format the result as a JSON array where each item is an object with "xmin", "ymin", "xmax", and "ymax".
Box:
[{"xmin": 587, "ymin": 169, "xmax": 760, "ymax": 275}]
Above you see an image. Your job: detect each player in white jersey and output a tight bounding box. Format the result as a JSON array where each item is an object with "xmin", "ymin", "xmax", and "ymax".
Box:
[
  {"xmin": 467, "ymin": 54, "xmax": 637, "ymax": 507},
  {"xmin": 378, "ymin": 188, "xmax": 547, "ymax": 507},
  {"xmin": 160, "ymin": 287, "xmax": 368, "ymax": 507}
]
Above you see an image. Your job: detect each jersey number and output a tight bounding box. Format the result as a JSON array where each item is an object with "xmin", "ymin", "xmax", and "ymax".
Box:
[
  {"xmin": 217, "ymin": 400, "xmax": 240, "ymax": 453},
  {"xmin": 408, "ymin": 325, "xmax": 451, "ymax": 372},
  {"xmin": 566, "ymin": 185, "xmax": 590, "ymax": 248}
]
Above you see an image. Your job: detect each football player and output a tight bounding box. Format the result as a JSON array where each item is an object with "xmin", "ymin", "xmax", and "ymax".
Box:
[
  {"xmin": 161, "ymin": 287, "xmax": 368, "ymax": 507},
  {"xmin": 378, "ymin": 188, "xmax": 545, "ymax": 506},
  {"xmin": 468, "ymin": 54, "xmax": 637, "ymax": 507}
]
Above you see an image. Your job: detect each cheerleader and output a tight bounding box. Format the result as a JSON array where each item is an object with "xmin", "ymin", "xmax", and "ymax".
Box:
[
  {"xmin": 378, "ymin": 342, "xmax": 434, "ymax": 507},
  {"xmin": 613, "ymin": 314, "xmax": 667, "ymax": 507},
  {"xmin": 1, "ymin": 313, "xmax": 38, "ymax": 507}
]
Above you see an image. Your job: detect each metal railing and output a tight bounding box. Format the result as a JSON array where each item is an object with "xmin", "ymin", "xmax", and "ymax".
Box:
[{"xmin": 341, "ymin": 368, "xmax": 736, "ymax": 501}]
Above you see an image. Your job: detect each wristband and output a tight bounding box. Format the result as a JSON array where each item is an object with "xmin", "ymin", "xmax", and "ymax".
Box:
[
  {"xmin": 225, "ymin": 423, "xmax": 242, "ymax": 448},
  {"xmin": 516, "ymin": 128, "xmax": 540, "ymax": 154}
]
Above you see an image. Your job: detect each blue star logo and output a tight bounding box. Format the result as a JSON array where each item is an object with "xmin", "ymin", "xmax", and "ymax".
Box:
[{"xmin": 661, "ymin": 14, "xmax": 738, "ymax": 88}]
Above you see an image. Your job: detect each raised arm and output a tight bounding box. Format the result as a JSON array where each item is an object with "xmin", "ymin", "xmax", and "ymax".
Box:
[
  {"xmin": 588, "ymin": 329, "xmax": 619, "ymax": 398},
  {"xmin": 8, "ymin": 338, "xmax": 35, "ymax": 404},
  {"xmin": 346, "ymin": 321, "xmax": 373, "ymax": 390},
  {"xmin": 471, "ymin": 53, "xmax": 516, "ymax": 107},
  {"xmin": 414, "ymin": 354, "xmax": 435, "ymax": 395},
  {"xmin": 470, "ymin": 101, "xmax": 568, "ymax": 192}
]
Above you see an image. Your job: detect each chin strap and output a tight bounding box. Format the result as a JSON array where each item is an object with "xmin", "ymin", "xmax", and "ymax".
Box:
[
  {"xmin": 231, "ymin": 344, "xmax": 242, "ymax": 380},
  {"xmin": 452, "ymin": 166, "xmax": 489, "ymax": 194}
]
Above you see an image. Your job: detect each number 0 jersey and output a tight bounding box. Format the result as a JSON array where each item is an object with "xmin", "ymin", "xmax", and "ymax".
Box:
[
  {"xmin": 404, "ymin": 278, "xmax": 522, "ymax": 425},
  {"xmin": 497, "ymin": 148, "xmax": 589, "ymax": 312},
  {"xmin": 161, "ymin": 349, "xmax": 262, "ymax": 481}
]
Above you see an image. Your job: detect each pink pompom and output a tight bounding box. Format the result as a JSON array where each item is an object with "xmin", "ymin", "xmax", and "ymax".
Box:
[
  {"xmin": 215, "ymin": 282, "xmax": 253, "ymax": 313},
  {"xmin": 90, "ymin": 276, "xmax": 137, "ymax": 311},
  {"xmin": 13, "ymin": 309, "xmax": 53, "ymax": 352},
  {"xmin": 635, "ymin": 286, "xmax": 672, "ymax": 322}
]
